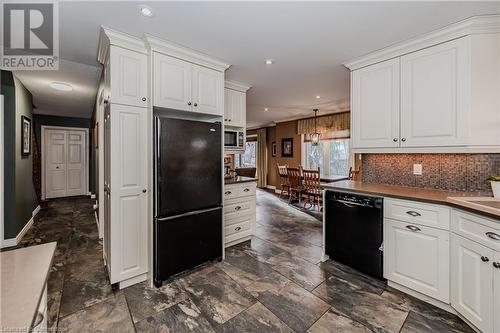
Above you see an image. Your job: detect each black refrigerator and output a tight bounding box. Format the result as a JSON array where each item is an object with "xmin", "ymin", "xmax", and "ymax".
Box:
[{"xmin": 154, "ymin": 116, "xmax": 222, "ymax": 287}]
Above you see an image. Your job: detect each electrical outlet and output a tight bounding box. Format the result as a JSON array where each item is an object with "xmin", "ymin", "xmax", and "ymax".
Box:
[{"xmin": 413, "ymin": 164, "xmax": 423, "ymax": 175}]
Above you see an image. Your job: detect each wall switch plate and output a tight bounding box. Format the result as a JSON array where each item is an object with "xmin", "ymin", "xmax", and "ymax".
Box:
[{"xmin": 413, "ymin": 164, "xmax": 423, "ymax": 175}]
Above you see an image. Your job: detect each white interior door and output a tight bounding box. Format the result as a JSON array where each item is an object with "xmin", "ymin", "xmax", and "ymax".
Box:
[
  {"xmin": 45, "ymin": 130, "xmax": 68, "ymax": 198},
  {"xmin": 45, "ymin": 128, "xmax": 87, "ymax": 199},
  {"xmin": 66, "ymin": 131, "xmax": 86, "ymax": 196}
]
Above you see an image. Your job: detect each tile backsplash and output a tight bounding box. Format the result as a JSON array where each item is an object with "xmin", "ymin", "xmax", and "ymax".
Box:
[{"xmin": 361, "ymin": 154, "xmax": 500, "ymax": 194}]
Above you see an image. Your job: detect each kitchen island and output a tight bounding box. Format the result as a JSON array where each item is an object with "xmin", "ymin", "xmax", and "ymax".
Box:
[
  {"xmin": 223, "ymin": 177, "xmax": 257, "ymax": 247},
  {"xmin": 1, "ymin": 242, "xmax": 56, "ymax": 332}
]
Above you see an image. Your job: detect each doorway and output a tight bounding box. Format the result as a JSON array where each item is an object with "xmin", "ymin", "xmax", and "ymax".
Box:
[{"xmin": 42, "ymin": 126, "xmax": 89, "ymax": 199}]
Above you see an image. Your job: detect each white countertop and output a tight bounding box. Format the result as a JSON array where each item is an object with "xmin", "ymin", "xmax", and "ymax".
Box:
[{"xmin": 1, "ymin": 242, "xmax": 56, "ymax": 331}]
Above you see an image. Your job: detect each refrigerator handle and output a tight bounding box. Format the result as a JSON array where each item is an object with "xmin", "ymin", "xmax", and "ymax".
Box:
[{"xmin": 156, "ymin": 206, "xmax": 222, "ymax": 222}]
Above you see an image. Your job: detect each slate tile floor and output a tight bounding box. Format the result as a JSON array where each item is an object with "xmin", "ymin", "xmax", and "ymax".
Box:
[{"xmin": 15, "ymin": 190, "xmax": 475, "ymax": 333}]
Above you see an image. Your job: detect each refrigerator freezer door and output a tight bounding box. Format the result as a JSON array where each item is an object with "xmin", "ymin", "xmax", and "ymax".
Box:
[
  {"xmin": 154, "ymin": 207, "xmax": 222, "ymax": 284},
  {"xmin": 155, "ymin": 117, "xmax": 222, "ymax": 217}
]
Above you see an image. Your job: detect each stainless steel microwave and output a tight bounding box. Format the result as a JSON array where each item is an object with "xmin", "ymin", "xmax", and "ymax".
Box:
[{"xmin": 224, "ymin": 130, "xmax": 244, "ymax": 150}]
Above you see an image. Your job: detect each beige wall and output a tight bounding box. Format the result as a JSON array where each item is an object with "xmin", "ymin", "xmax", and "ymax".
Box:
[{"xmin": 249, "ymin": 120, "xmax": 302, "ymax": 188}]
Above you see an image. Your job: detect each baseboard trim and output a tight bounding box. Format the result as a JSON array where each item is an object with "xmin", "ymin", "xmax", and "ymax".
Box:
[
  {"xmin": 2, "ymin": 205, "xmax": 40, "ymax": 248},
  {"xmin": 266, "ymin": 185, "xmax": 276, "ymax": 190}
]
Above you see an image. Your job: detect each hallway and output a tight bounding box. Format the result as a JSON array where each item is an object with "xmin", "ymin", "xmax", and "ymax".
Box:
[{"xmin": 17, "ymin": 190, "xmax": 474, "ymax": 332}]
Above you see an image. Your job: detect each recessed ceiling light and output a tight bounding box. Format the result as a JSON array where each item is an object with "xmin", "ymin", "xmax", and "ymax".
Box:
[
  {"xmin": 265, "ymin": 59, "xmax": 273, "ymax": 65},
  {"xmin": 264, "ymin": 108, "xmax": 269, "ymax": 111},
  {"xmin": 316, "ymin": 95, "xmax": 321, "ymax": 99},
  {"xmin": 140, "ymin": 6, "xmax": 153, "ymax": 17},
  {"xmin": 49, "ymin": 82, "xmax": 73, "ymax": 91}
]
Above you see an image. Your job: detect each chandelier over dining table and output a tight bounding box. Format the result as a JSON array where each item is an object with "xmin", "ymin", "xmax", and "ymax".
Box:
[{"xmin": 310, "ymin": 108, "xmax": 321, "ymax": 146}]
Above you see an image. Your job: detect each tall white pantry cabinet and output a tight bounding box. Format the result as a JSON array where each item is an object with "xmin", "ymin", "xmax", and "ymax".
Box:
[{"xmin": 98, "ymin": 28, "xmax": 149, "ymax": 288}]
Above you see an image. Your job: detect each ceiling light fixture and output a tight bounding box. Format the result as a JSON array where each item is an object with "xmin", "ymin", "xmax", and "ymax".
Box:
[
  {"xmin": 265, "ymin": 59, "xmax": 273, "ymax": 65},
  {"xmin": 49, "ymin": 82, "xmax": 73, "ymax": 91},
  {"xmin": 140, "ymin": 6, "xmax": 153, "ymax": 17},
  {"xmin": 310, "ymin": 108, "xmax": 321, "ymax": 146},
  {"xmin": 264, "ymin": 108, "xmax": 269, "ymax": 111},
  {"xmin": 316, "ymin": 95, "xmax": 321, "ymax": 99}
]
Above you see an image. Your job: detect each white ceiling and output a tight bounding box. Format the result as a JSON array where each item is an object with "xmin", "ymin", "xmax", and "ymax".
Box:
[{"xmin": 14, "ymin": 1, "xmax": 499, "ymax": 126}]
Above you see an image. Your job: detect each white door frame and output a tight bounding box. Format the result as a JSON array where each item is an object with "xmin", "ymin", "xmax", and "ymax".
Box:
[
  {"xmin": 0, "ymin": 95, "xmax": 4, "ymax": 248},
  {"xmin": 41, "ymin": 125, "xmax": 89, "ymax": 200}
]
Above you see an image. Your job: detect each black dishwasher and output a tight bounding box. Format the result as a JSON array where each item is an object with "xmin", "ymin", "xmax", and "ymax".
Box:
[{"xmin": 325, "ymin": 190, "xmax": 384, "ymax": 280}]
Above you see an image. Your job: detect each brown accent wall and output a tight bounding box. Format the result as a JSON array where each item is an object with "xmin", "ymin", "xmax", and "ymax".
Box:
[
  {"xmin": 259, "ymin": 120, "xmax": 302, "ymax": 188},
  {"xmin": 361, "ymin": 153, "xmax": 500, "ymax": 194}
]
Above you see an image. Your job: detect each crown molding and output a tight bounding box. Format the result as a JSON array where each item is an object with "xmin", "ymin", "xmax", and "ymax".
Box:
[
  {"xmin": 225, "ymin": 80, "xmax": 252, "ymax": 92},
  {"xmin": 97, "ymin": 27, "xmax": 147, "ymax": 64},
  {"xmin": 344, "ymin": 14, "xmax": 500, "ymax": 71},
  {"xmin": 143, "ymin": 34, "xmax": 230, "ymax": 72}
]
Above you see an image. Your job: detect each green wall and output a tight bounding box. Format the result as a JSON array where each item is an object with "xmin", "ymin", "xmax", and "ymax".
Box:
[{"xmin": 1, "ymin": 71, "xmax": 38, "ymax": 239}]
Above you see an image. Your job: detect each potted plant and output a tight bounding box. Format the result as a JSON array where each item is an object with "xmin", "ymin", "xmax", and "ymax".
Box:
[{"xmin": 487, "ymin": 175, "xmax": 500, "ymax": 198}]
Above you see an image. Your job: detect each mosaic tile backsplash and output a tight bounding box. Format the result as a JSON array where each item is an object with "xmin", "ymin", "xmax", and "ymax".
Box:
[{"xmin": 361, "ymin": 154, "xmax": 500, "ymax": 194}]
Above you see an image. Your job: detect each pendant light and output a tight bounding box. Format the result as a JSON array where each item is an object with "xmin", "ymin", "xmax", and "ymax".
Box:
[{"xmin": 310, "ymin": 108, "xmax": 321, "ymax": 146}]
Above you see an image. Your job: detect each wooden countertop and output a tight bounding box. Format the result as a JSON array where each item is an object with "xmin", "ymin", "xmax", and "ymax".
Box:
[
  {"xmin": 323, "ymin": 181, "xmax": 500, "ymax": 219},
  {"xmin": 1, "ymin": 242, "xmax": 56, "ymax": 331},
  {"xmin": 224, "ymin": 176, "xmax": 258, "ymax": 185}
]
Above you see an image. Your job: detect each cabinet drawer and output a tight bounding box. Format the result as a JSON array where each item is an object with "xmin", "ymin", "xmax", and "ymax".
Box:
[
  {"xmin": 224, "ymin": 199, "xmax": 253, "ymax": 216},
  {"xmin": 225, "ymin": 212, "xmax": 253, "ymax": 227},
  {"xmin": 238, "ymin": 183, "xmax": 256, "ymax": 197},
  {"xmin": 223, "ymin": 185, "xmax": 239, "ymax": 200},
  {"xmin": 451, "ymin": 209, "xmax": 500, "ymax": 252},
  {"xmin": 384, "ymin": 198, "xmax": 450, "ymax": 230},
  {"xmin": 225, "ymin": 219, "xmax": 251, "ymax": 237},
  {"xmin": 384, "ymin": 218, "xmax": 450, "ymax": 302}
]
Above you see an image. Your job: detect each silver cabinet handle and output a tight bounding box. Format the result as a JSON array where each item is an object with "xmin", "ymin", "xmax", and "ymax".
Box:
[
  {"xmin": 406, "ymin": 211, "xmax": 421, "ymax": 217},
  {"xmin": 33, "ymin": 311, "xmax": 44, "ymax": 328},
  {"xmin": 393, "ymin": 138, "xmax": 398, "ymax": 142},
  {"xmin": 235, "ymin": 226, "xmax": 242, "ymax": 231},
  {"xmin": 406, "ymin": 225, "xmax": 421, "ymax": 232},
  {"xmin": 225, "ymin": 191, "xmax": 231, "ymax": 195},
  {"xmin": 493, "ymin": 262, "xmax": 500, "ymax": 269},
  {"xmin": 401, "ymin": 138, "xmax": 407, "ymax": 142},
  {"xmin": 194, "ymin": 103, "xmax": 198, "ymax": 107},
  {"xmin": 142, "ymin": 97, "xmax": 147, "ymax": 102},
  {"xmin": 243, "ymin": 188, "xmax": 250, "ymax": 192},
  {"xmin": 188, "ymin": 102, "xmax": 192, "ymax": 106},
  {"xmin": 486, "ymin": 232, "xmax": 500, "ymax": 241},
  {"xmin": 481, "ymin": 256, "xmax": 489, "ymax": 262},
  {"xmin": 235, "ymin": 206, "xmax": 241, "ymax": 211}
]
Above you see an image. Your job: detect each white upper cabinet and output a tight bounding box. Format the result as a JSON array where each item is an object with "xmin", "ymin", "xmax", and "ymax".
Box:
[
  {"xmin": 192, "ymin": 64, "xmax": 224, "ymax": 116},
  {"xmin": 400, "ymin": 37, "xmax": 468, "ymax": 147},
  {"xmin": 345, "ymin": 15, "xmax": 500, "ymax": 152},
  {"xmin": 154, "ymin": 53, "xmax": 192, "ymax": 112},
  {"xmin": 351, "ymin": 58, "xmax": 400, "ymax": 148},
  {"xmin": 451, "ymin": 233, "xmax": 494, "ymax": 333},
  {"xmin": 109, "ymin": 46, "xmax": 147, "ymax": 107},
  {"xmin": 152, "ymin": 51, "xmax": 226, "ymax": 116},
  {"xmin": 224, "ymin": 88, "xmax": 246, "ymax": 128}
]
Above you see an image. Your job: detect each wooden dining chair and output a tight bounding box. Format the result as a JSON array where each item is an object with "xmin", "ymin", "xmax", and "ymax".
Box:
[
  {"xmin": 348, "ymin": 167, "xmax": 361, "ymax": 181},
  {"xmin": 303, "ymin": 168, "xmax": 322, "ymax": 211},
  {"xmin": 277, "ymin": 163, "xmax": 290, "ymax": 199},
  {"xmin": 286, "ymin": 167, "xmax": 304, "ymax": 205}
]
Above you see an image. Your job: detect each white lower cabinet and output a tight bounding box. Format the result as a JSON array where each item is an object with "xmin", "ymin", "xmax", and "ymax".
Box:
[
  {"xmin": 223, "ymin": 182, "xmax": 256, "ymax": 247},
  {"xmin": 384, "ymin": 218, "xmax": 450, "ymax": 302},
  {"xmin": 494, "ymin": 252, "xmax": 500, "ymax": 333},
  {"xmin": 451, "ymin": 233, "xmax": 494, "ymax": 333}
]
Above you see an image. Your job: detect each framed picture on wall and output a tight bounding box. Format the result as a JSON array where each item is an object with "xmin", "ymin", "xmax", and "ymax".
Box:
[
  {"xmin": 272, "ymin": 142, "xmax": 276, "ymax": 157},
  {"xmin": 281, "ymin": 138, "xmax": 293, "ymax": 157},
  {"xmin": 21, "ymin": 115, "xmax": 31, "ymax": 156}
]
